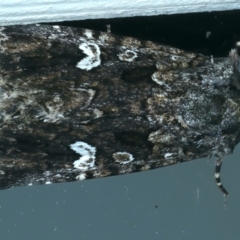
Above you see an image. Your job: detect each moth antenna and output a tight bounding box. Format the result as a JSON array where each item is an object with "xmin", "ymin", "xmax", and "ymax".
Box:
[{"xmin": 215, "ymin": 159, "xmax": 229, "ymax": 196}]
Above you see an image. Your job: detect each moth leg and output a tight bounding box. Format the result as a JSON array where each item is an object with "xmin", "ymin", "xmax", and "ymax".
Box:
[{"xmin": 215, "ymin": 159, "xmax": 229, "ymax": 196}]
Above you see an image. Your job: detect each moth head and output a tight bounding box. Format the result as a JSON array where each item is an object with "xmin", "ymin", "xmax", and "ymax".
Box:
[{"xmin": 229, "ymin": 42, "xmax": 240, "ymax": 90}]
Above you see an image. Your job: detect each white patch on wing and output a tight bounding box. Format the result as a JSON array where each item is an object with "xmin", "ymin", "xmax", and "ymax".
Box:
[
  {"xmin": 70, "ymin": 141, "xmax": 96, "ymax": 171},
  {"xmin": 113, "ymin": 152, "xmax": 134, "ymax": 164},
  {"xmin": 93, "ymin": 108, "xmax": 103, "ymax": 118},
  {"xmin": 164, "ymin": 153, "xmax": 173, "ymax": 159},
  {"xmin": 76, "ymin": 42, "xmax": 101, "ymax": 71},
  {"xmin": 53, "ymin": 25, "xmax": 61, "ymax": 31},
  {"xmin": 83, "ymin": 30, "xmax": 94, "ymax": 39}
]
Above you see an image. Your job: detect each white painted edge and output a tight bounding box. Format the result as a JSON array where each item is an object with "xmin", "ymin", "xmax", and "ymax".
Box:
[{"xmin": 0, "ymin": 0, "xmax": 240, "ymax": 26}]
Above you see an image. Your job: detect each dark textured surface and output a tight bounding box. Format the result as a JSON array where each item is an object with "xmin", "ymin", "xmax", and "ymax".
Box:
[{"xmin": 0, "ymin": 24, "xmax": 240, "ymax": 190}]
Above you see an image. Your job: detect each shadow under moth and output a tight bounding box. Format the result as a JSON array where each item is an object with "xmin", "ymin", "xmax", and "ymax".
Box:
[{"xmin": 0, "ymin": 24, "xmax": 240, "ymax": 195}]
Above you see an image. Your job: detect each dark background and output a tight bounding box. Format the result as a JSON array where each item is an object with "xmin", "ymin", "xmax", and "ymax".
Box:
[
  {"xmin": 1, "ymin": 10, "xmax": 240, "ymax": 240},
  {"xmin": 50, "ymin": 10, "xmax": 240, "ymax": 57}
]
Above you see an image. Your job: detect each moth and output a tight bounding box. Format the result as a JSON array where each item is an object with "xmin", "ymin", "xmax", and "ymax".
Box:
[{"xmin": 0, "ymin": 25, "xmax": 239, "ymax": 195}]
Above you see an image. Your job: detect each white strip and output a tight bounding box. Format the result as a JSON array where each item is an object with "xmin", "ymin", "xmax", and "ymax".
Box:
[{"xmin": 1, "ymin": 1, "xmax": 240, "ymax": 26}]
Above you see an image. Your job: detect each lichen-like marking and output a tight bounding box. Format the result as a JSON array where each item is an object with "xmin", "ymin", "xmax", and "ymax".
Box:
[
  {"xmin": 93, "ymin": 108, "xmax": 103, "ymax": 118},
  {"xmin": 43, "ymin": 104, "xmax": 64, "ymax": 123},
  {"xmin": 148, "ymin": 130, "xmax": 175, "ymax": 144},
  {"xmin": 112, "ymin": 152, "xmax": 134, "ymax": 164},
  {"xmin": 151, "ymin": 72, "xmax": 173, "ymax": 89},
  {"xmin": 70, "ymin": 141, "xmax": 96, "ymax": 172},
  {"xmin": 151, "ymin": 72, "xmax": 165, "ymax": 86},
  {"xmin": 76, "ymin": 42, "xmax": 101, "ymax": 71},
  {"xmin": 78, "ymin": 88, "xmax": 96, "ymax": 107},
  {"xmin": 118, "ymin": 49, "xmax": 138, "ymax": 62}
]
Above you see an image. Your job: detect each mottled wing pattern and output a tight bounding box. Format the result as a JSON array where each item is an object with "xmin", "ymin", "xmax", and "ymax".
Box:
[{"xmin": 0, "ymin": 25, "xmax": 239, "ymax": 190}]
